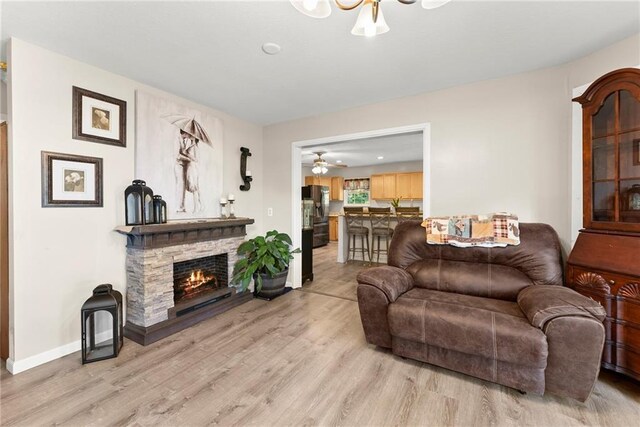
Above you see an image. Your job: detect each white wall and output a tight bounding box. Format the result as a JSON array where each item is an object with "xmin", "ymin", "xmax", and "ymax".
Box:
[
  {"xmin": 265, "ymin": 34, "xmax": 640, "ymax": 254},
  {"xmin": 6, "ymin": 38, "xmax": 264, "ymax": 372}
]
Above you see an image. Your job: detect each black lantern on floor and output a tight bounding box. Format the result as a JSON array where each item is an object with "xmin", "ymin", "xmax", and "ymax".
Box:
[
  {"xmin": 81, "ymin": 284, "xmax": 123, "ymax": 364},
  {"xmin": 153, "ymin": 195, "xmax": 168, "ymax": 224},
  {"xmin": 125, "ymin": 179, "xmax": 154, "ymax": 225}
]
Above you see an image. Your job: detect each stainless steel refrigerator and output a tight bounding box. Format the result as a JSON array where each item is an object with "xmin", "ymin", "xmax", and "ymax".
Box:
[{"xmin": 302, "ymin": 185, "xmax": 329, "ymax": 248}]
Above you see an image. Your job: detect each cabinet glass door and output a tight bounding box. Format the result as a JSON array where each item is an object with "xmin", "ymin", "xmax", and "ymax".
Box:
[
  {"xmin": 591, "ymin": 93, "xmax": 616, "ymax": 223},
  {"xmin": 590, "ymin": 90, "xmax": 640, "ymax": 225},
  {"xmin": 619, "ymin": 90, "xmax": 640, "ymax": 223}
]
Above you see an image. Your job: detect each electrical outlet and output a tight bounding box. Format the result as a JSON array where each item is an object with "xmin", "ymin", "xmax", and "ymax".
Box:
[{"xmin": 267, "ymin": 208, "xmax": 273, "ymax": 217}]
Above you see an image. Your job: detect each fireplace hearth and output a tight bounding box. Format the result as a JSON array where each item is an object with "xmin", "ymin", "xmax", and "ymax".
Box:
[{"xmin": 115, "ymin": 218, "xmax": 254, "ymax": 345}]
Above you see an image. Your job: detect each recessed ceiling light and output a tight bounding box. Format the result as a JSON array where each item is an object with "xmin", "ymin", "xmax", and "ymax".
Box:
[
  {"xmin": 377, "ymin": 156, "xmax": 384, "ymax": 160},
  {"xmin": 262, "ymin": 42, "xmax": 281, "ymax": 55},
  {"xmin": 336, "ymin": 160, "xmax": 342, "ymax": 163}
]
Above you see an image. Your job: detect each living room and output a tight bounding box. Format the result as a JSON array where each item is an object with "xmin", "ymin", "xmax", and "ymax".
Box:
[{"xmin": 1, "ymin": 1, "xmax": 640, "ymax": 425}]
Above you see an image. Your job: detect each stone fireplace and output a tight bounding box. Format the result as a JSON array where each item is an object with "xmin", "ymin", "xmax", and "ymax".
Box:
[{"xmin": 116, "ymin": 218, "xmax": 254, "ymax": 345}]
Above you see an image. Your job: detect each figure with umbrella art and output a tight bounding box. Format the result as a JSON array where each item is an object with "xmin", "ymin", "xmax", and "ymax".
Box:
[{"xmin": 163, "ymin": 115, "xmax": 212, "ymax": 213}]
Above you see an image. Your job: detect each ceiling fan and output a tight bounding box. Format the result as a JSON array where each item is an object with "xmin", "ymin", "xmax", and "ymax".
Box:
[{"xmin": 303, "ymin": 151, "xmax": 348, "ymax": 175}]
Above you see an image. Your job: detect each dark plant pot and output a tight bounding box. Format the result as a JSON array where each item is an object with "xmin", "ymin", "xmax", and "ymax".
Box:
[{"xmin": 253, "ymin": 269, "xmax": 289, "ymax": 299}]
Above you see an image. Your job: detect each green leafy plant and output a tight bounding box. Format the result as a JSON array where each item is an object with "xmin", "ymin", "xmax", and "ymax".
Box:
[
  {"xmin": 231, "ymin": 230, "xmax": 301, "ymax": 292},
  {"xmin": 390, "ymin": 197, "xmax": 402, "ymax": 208}
]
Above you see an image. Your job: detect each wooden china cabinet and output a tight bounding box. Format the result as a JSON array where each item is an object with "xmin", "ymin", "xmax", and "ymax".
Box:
[{"xmin": 568, "ymin": 68, "xmax": 640, "ymax": 381}]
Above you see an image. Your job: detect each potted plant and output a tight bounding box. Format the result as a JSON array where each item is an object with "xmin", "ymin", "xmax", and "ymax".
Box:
[
  {"xmin": 390, "ymin": 197, "xmax": 402, "ymax": 213},
  {"xmin": 231, "ymin": 230, "xmax": 301, "ymax": 299}
]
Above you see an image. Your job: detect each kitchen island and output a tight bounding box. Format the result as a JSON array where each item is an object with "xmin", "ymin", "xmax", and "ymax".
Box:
[{"xmin": 335, "ymin": 212, "xmax": 422, "ymax": 263}]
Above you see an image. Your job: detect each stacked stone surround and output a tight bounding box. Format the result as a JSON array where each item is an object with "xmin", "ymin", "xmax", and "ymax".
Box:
[{"xmin": 125, "ymin": 236, "xmax": 244, "ymax": 327}]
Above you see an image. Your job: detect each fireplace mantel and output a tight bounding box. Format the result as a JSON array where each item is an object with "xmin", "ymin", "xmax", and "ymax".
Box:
[{"xmin": 115, "ymin": 217, "xmax": 254, "ymax": 249}]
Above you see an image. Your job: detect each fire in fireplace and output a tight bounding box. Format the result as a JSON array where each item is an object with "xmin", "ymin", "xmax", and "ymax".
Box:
[{"xmin": 173, "ymin": 254, "xmax": 228, "ymax": 303}]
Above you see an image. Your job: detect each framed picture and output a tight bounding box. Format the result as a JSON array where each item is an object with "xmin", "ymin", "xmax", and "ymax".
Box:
[
  {"xmin": 72, "ymin": 86, "xmax": 126, "ymax": 147},
  {"xmin": 41, "ymin": 151, "xmax": 103, "ymax": 207},
  {"xmin": 634, "ymin": 138, "xmax": 640, "ymax": 166}
]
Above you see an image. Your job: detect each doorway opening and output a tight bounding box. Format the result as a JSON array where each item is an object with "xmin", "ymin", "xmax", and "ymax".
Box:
[{"xmin": 290, "ymin": 123, "xmax": 431, "ymax": 293}]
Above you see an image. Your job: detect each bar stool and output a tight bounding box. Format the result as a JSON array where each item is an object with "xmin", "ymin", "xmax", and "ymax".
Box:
[
  {"xmin": 395, "ymin": 206, "xmax": 422, "ymax": 223},
  {"xmin": 344, "ymin": 207, "xmax": 370, "ymax": 262},
  {"xmin": 368, "ymin": 207, "xmax": 393, "ymax": 263}
]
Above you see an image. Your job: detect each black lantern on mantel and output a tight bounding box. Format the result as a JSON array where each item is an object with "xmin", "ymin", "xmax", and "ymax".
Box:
[
  {"xmin": 81, "ymin": 284, "xmax": 123, "ymax": 364},
  {"xmin": 153, "ymin": 195, "xmax": 168, "ymax": 224},
  {"xmin": 125, "ymin": 179, "xmax": 154, "ymax": 225}
]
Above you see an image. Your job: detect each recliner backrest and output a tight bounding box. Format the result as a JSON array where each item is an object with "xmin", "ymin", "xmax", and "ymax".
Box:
[{"xmin": 388, "ymin": 221, "xmax": 563, "ymax": 300}]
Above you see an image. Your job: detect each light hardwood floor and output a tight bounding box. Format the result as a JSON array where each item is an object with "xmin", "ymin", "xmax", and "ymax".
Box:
[
  {"xmin": 1, "ymin": 244, "xmax": 640, "ymax": 426},
  {"xmin": 299, "ymin": 242, "xmax": 379, "ymax": 302}
]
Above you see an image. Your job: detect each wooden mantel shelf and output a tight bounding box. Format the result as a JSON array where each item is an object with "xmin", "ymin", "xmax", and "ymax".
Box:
[{"xmin": 115, "ymin": 217, "xmax": 254, "ymax": 249}]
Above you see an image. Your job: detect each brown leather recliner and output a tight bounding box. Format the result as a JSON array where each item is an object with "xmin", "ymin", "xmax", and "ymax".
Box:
[{"xmin": 356, "ymin": 220, "xmax": 606, "ymax": 401}]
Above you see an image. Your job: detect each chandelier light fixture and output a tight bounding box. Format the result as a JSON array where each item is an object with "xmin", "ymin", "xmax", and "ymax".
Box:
[
  {"xmin": 312, "ymin": 157, "xmax": 329, "ymax": 175},
  {"xmin": 290, "ymin": 0, "xmax": 451, "ymax": 37}
]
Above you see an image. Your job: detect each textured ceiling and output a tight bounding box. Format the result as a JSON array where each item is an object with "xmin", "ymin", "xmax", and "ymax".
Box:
[{"xmin": 2, "ymin": 1, "xmax": 639, "ymax": 124}]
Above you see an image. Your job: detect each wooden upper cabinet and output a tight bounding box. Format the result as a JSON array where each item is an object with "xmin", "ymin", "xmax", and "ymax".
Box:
[
  {"xmin": 382, "ymin": 174, "xmax": 396, "ymax": 199},
  {"xmin": 305, "ymin": 176, "xmax": 343, "ymax": 201},
  {"xmin": 318, "ymin": 176, "xmax": 332, "ymax": 188},
  {"xmin": 330, "ymin": 177, "xmax": 344, "ymax": 201},
  {"xmin": 410, "ymin": 172, "xmax": 423, "ymax": 199},
  {"xmin": 396, "ymin": 173, "xmax": 412, "ymax": 199},
  {"xmin": 304, "ymin": 176, "xmax": 332, "ymax": 188},
  {"xmin": 371, "ymin": 173, "xmax": 396, "ymax": 199},
  {"xmin": 371, "ymin": 172, "xmax": 422, "ymax": 200},
  {"xmin": 573, "ymin": 68, "xmax": 640, "ymax": 232},
  {"xmin": 370, "ymin": 174, "xmax": 385, "ymax": 199}
]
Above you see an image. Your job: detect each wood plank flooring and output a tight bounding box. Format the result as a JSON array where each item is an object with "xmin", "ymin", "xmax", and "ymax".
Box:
[
  {"xmin": 1, "ymin": 243, "xmax": 640, "ymax": 426},
  {"xmin": 299, "ymin": 242, "xmax": 378, "ymax": 302}
]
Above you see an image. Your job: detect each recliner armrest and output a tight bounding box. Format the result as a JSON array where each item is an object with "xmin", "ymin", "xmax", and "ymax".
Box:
[
  {"xmin": 357, "ymin": 266, "xmax": 414, "ymax": 303},
  {"xmin": 517, "ymin": 285, "xmax": 606, "ymax": 329}
]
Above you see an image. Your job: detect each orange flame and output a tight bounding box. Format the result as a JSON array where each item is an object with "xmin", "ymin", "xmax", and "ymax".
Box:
[{"xmin": 183, "ymin": 270, "xmax": 216, "ymax": 293}]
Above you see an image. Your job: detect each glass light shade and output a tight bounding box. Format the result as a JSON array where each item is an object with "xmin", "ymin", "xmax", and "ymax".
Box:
[
  {"xmin": 351, "ymin": 3, "xmax": 390, "ymax": 37},
  {"xmin": 290, "ymin": 0, "xmax": 332, "ymax": 18},
  {"xmin": 421, "ymin": 0, "xmax": 451, "ymax": 10},
  {"xmin": 312, "ymin": 165, "xmax": 329, "ymax": 175}
]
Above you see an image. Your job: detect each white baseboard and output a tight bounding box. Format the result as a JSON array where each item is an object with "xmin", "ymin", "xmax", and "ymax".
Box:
[{"xmin": 6, "ymin": 331, "xmax": 112, "ymax": 375}]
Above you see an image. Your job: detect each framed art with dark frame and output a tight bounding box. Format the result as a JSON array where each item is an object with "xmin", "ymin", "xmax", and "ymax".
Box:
[
  {"xmin": 41, "ymin": 151, "xmax": 103, "ymax": 207},
  {"xmin": 72, "ymin": 86, "xmax": 126, "ymax": 147},
  {"xmin": 634, "ymin": 138, "xmax": 640, "ymax": 166}
]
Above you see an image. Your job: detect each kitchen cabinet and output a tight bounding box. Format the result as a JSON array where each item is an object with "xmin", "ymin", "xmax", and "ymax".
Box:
[
  {"xmin": 330, "ymin": 177, "xmax": 344, "ymax": 201},
  {"xmin": 371, "ymin": 174, "xmax": 384, "ymax": 199},
  {"xmin": 372, "ymin": 172, "xmax": 422, "ymax": 200},
  {"xmin": 410, "ymin": 172, "xmax": 423, "ymax": 199},
  {"xmin": 329, "ymin": 216, "xmax": 338, "ymax": 241},
  {"xmin": 306, "ymin": 176, "xmax": 344, "ymax": 201},
  {"xmin": 371, "ymin": 174, "xmax": 397, "ymax": 199},
  {"xmin": 396, "ymin": 173, "xmax": 412, "ymax": 199},
  {"xmin": 305, "ymin": 176, "xmax": 332, "ymax": 188}
]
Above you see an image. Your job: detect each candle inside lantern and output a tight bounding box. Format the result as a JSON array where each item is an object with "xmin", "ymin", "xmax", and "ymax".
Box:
[
  {"xmin": 245, "ymin": 170, "xmax": 252, "ymax": 177},
  {"xmin": 228, "ymin": 194, "xmax": 235, "ymax": 201}
]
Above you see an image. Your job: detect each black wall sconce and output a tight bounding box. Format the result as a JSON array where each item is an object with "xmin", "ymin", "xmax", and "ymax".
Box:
[{"xmin": 239, "ymin": 147, "xmax": 252, "ymax": 191}]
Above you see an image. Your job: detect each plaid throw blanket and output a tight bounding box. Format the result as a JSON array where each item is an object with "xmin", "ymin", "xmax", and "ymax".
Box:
[{"xmin": 421, "ymin": 213, "xmax": 520, "ymax": 247}]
